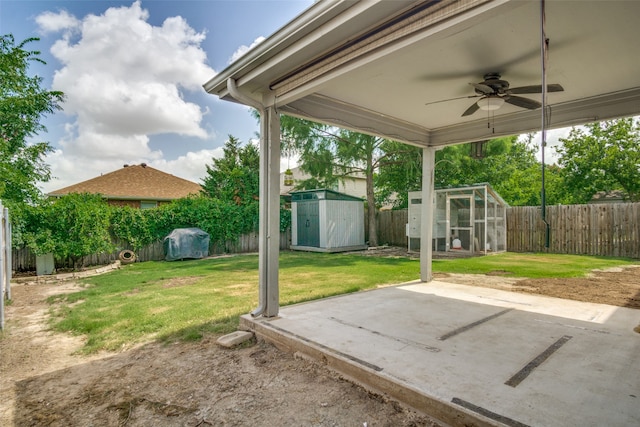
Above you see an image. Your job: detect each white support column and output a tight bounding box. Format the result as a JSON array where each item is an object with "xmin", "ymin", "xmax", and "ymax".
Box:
[
  {"xmin": 265, "ymin": 106, "xmax": 281, "ymax": 316},
  {"xmin": 254, "ymin": 106, "xmax": 281, "ymax": 317},
  {"xmin": 225, "ymin": 78, "xmax": 281, "ymax": 318},
  {"xmin": 420, "ymin": 147, "xmax": 436, "ymax": 282}
]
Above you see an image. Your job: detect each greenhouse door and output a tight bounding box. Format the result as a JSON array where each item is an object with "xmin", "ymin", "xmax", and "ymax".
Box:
[
  {"xmin": 296, "ymin": 201, "xmax": 320, "ymax": 247},
  {"xmin": 447, "ymin": 195, "xmax": 474, "ymax": 252}
]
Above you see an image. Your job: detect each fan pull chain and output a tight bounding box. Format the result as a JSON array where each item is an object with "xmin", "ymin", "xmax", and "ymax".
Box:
[{"xmin": 487, "ymin": 110, "xmax": 496, "ymax": 134}]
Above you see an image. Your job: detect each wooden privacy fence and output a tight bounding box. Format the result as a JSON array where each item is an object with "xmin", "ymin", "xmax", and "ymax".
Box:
[
  {"xmin": 11, "ymin": 202, "xmax": 640, "ymax": 272},
  {"xmin": 376, "ymin": 203, "xmax": 640, "ymax": 258},
  {"xmin": 12, "ymin": 230, "xmax": 291, "ymax": 272},
  {"xmin": 507, "ymin": 203, "xmax": 640, "ymax": 258},
  {"xmin": 376, "ymin": 209, "xmax": 409, "ymax": 247}
]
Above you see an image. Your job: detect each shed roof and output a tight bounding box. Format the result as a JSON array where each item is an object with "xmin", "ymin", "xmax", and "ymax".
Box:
[
  {"xmin": 48, "ymin": 164, "xmax": 202, "ymax": 201},
  {"xmin": 291, "ymin": 188, "xmax": 364, "ymax": 202}
]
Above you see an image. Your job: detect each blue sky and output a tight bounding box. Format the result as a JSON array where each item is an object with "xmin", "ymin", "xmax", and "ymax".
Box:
[{"xmin": 1, "ymin": 0, "xmax": 313, "ymax": 192}]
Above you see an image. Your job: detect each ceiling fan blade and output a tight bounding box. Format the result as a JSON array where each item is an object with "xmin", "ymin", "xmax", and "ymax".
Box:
[
  {"xmin": 505, "ymin": 95, "xmax": 542, "ymax": 110},
  {"xmin": 469, "ymin": 82, "xmax": 494, "ymax": 94},
  {"xmin": 462, "ymin": 101, "xmax": 480, "ymax": 116},
  {"xmin": 509, "ymin": 84, "xmax": 564, "ymax": 94},
  {"xmin": 425, "ymin": 95, "xmax": 479, "ymax": 106}
]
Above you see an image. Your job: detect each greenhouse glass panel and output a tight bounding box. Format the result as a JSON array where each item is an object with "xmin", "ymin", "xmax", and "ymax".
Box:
[{"xmin": 407, "ymin": 184, "xmax": 508, "ymax": 255}]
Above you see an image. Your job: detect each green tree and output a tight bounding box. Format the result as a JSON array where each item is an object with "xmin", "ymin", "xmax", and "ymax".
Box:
[
  {"xmin": 478, "ymin": 137, "xmax": 545, "ymax": 206},
  {"xmin": 556, "ymin": 118, "xmax": 640, "ymax": 203},
  {"xmin": 377, "ymin": 136, "xmax": 557, "ymax": 208},
  {"xmin": 280, "ymin": 116, "xmax": 417, "ymax": 246},
  {"xmin": 374, "ymin": 140, "xmax": 422, "ymax": 209},
  {"xmin": 0, "ymin": 35, "xmax": 64, "ymax": 207},
  {"xmin": 202, "ymin": 135, "xmax": 259, "ymax": 205}
]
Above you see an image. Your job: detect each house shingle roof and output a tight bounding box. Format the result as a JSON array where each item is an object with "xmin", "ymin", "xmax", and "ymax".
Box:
[{"xmin": 48, "ymin": 164, "xmax": 202, "ymax": 200}]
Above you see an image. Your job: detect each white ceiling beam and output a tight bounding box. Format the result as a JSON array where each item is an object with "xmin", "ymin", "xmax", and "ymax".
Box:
[
  {"xmin": 429, "ymin": 87, "xmax": 640, "ymax": 146},
  {"xmin": 279, "ymin": 94, "xmax": 431, "ymax": 146}
]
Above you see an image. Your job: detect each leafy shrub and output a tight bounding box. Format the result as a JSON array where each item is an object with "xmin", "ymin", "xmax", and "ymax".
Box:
[{"xmin": 18, "ymin": 193, "xmax": 288, "ymax": 264}]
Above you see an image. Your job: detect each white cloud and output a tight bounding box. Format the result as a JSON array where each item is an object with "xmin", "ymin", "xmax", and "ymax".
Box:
[
  {"xmin": 150, "ymin": 148, "xmax": 225, "ymax": 184},
  {"xmin": 35, "ymin": 10, "xmax": 80, "ymax": 34},
  {"xmin": 280, "ymin": 152, "xmax": 299, "ymax": 173},
  {"xmin": 229, "ymin": 36, "xmax": 265, "ymax": 64},
  {"xmin": 36, "ymin": 1, "xmax": 218, "ymax": 192},
  {"xmin": 527, "ymin": 127, "xmax": 575, "ymax": 164}
]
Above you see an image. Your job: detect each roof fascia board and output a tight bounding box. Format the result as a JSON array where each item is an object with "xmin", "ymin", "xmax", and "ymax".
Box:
[
  {"xmin": 48, "ymin": 193, "xmax": 178, "ymax": 201},
  {"xmin": 209, "ymin": 1, "xmax": 435, "ymax": 106},
  {"xmin": 237, "ymin": 0, "xmax": 388, "ymax": 89},
  {"xmin": 105, "ymin": 196, "xmax": 177, "ymax": 202},
  {"xmin": 203, "ymin": 0, "xmax": 356, "ymax": 96},
  {"xmin": 273, "ymin": 0, "xmax": 510, "ymax": 106}
]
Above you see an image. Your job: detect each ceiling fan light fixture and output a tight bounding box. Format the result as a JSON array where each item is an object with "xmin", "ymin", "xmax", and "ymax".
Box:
[{"xmin": 477, "ymin": 96, "xmax": 505, "ymax": 111}]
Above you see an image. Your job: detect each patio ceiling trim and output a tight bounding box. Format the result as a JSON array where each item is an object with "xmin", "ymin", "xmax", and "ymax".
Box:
[
  {"xmin": 206, "ymin": 0, "xmax": 640, "ymax": 150},
  {"xmin": 430, "ymin": 86, "xmax": 640, "ymax": 146},
  {"xmin": 205, "ymin": 0, "xmax": 514, "ymax": 109},
  {"xmin": 272, "ymin": 0, "xmax": 516, "ymax": 109},
  {"xmin": 270, "ymin": 0, "xmax": 493, "ymax": 97},
  {"xmin": 203, "ymin": 0, "xmax": 358, "ymax": 98},
  {"xmin": 279, "ymin": 86, "xmax": 640, "ymax": 148},
  {"xmin": 278, "ymin": 94, "xmax": 432, "ymax": 146}
]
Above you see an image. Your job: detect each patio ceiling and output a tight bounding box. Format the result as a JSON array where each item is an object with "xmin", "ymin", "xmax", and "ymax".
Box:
[{"xmin": 204, "ymin": 0, "xmax": 640, "ymax": 148}]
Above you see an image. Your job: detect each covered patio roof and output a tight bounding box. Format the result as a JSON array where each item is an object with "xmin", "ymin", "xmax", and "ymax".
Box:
[
  {"xmin": 205, "ymin": 0, "xmax": 640, "ymax": 147},
  {"xmin": 203, "ymin": 3, "xmax": 640, "ymax": 421},
  {"xmin": 203, "ymin": 0, "xmax": 640, "ymax": 318}
]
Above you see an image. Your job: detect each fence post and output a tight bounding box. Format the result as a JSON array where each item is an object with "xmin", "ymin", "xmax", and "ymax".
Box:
[
  {"xmin": 1, "ymin": 201, "xmax": 10, "ymax": 330},
  {"xmin": 3, "ymin": 206, "xmax": 9, "ymax": 301}
]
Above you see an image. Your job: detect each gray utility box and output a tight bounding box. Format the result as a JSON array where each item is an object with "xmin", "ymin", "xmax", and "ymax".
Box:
[
  {"xmin": 291, "ymin": 189, "xmax": 366, "ymax": 253},
  {"xmin": 36, "ymin": 253, "xmax": 55, "ymax": 276}
]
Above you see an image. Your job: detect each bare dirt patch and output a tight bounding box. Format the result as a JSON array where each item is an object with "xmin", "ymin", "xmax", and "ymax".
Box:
[
  {"xmin": 2, "ymin": 254, "xmax": 639, "ymax": 426},
  {"xmin": 434, "ymin": 265, "xmax": 640, "ymax": 309},
  {"xmin": 1, "ymin": 281, "xmax": 440, "ymax": 427},
  {"xmin": 160, "ymin": 276, "xmax": 201, "ymax": 289},
  {"xmin": 358, "ymin": 246, "xmax": 640, "ymax": 308}
]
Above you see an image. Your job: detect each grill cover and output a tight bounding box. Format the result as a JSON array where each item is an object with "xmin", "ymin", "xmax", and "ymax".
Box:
[{"xmin": 163, "ymin": 228, "xmax": 210, "ymax": 261}]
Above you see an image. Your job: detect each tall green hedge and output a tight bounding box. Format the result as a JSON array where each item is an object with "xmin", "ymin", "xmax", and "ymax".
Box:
[
  {"xmin": 18, "ymin": 193, "xmax": 289, "ymax": 261},
  {"xmin": 22, "ymin": 193, "xmax": 113, "ymax": 264}
]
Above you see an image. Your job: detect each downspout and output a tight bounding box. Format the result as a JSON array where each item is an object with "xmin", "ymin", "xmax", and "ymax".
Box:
[
  {"xmin": 226, "ymin": 78, "xmax": 267, "ymax": 317},
  {"xmin": 227, "ymin": 77, "xmax": 264, "ymax": 113}
]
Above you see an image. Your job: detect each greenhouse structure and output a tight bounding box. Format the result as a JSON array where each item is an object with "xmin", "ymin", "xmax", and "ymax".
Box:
[{"xmin": 407, "ymin": 184, "xmax": 507, "ymax": 254}]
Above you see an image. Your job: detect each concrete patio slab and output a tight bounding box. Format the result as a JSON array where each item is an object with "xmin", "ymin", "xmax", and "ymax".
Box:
[{"xmin": 240, "ymin": 281, "xmax": 640, "ymax": 427}]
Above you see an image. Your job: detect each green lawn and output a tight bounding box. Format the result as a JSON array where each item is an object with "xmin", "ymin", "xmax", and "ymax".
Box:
[
  {"xmin": 432, "ymin": 252, "xmax": 637, "ymax": 278},
  {"xmin": 48, "ymin": 251, "xmax": 637, "ymax": 353}
]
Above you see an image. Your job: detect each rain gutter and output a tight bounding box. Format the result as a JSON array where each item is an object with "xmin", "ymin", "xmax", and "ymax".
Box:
[
  {"xmin": 203, "ymin": 0, "xmax": 349, "ymax": 95},
  {"xmin": 226, "ymin": 77, "xmax": 263, "ymax": 112}
]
